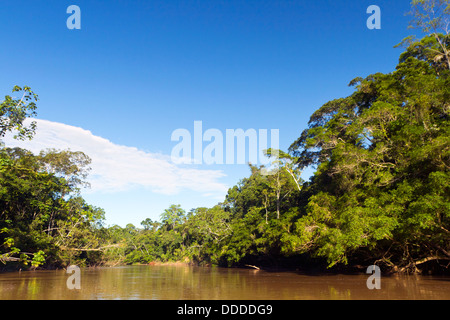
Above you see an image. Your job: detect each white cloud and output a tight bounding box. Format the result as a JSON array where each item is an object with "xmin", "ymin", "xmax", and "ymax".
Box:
[{"xmin": 2, "ymin": 119, "xmax": 229, "ymax": 196}]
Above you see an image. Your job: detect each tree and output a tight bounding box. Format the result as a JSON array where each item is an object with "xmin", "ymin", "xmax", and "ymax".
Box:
[
  {"xmin": 0, "ymin": 146, "xmax": 105, "ymax": 268},
  {"xmin": 37, "ymin": 149, "xmax": 92, "ymax": 191},
  {"xmin": 184, "ymin": 206, "xmax": 231, "ymax": 264},
  {"xmin": 160, "ymin": 205, "xmax": 186, "ymax": 231},
  {"xmin": 263, "ymin": 149, "xmax": 303, "ymax": 220},
  {"xmin": 406, "ymin": 0, "xmax": 450, "ymax": 69},
  {"xmin": 0, "ymin": 86, "xmax": 38, "ymax": 141},
  {"xmin": 141, "ymin": 218, "xmax": 160, "ymax": 231}
]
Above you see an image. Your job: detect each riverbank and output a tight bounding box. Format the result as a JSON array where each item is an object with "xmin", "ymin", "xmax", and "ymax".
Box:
[{"xmin": 3, "ymin": 255, "xmax": 449, "ymax": 276}]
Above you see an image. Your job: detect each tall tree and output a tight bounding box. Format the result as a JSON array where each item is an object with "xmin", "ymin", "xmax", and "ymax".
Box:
[
  {"xmin": 407, "ymin": 0, "xmax": 450, "ymax": 69},
  {"xmin": 0, "ymin": 86, "xmax": 38, "ymax": 141}
]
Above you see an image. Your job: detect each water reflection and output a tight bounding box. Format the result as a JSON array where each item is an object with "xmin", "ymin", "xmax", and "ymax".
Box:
[{"xmin": 0, "ymin": 265, "xmax": 449, "ymax": 300}]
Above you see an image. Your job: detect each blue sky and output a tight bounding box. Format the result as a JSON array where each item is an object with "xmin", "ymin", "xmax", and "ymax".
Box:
[{"xmin": 1, "ymin": 0, "xmax": 414, "ymax": 227}]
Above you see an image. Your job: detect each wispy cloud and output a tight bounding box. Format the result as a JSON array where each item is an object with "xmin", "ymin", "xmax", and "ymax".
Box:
[{"xmin": 3, "ymin": 119, "xmax": 229, "ymax": 196}]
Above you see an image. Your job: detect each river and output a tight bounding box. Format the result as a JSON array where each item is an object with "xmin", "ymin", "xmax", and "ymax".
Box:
[{"xmin": 0, "ymin": 265, "xmax": 449, "ymax": 300}]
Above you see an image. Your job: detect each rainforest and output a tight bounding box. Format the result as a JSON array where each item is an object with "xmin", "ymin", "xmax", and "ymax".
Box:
[{"xmin": 1, "ymin": 1, "xmax": 449, "ymax": 275}]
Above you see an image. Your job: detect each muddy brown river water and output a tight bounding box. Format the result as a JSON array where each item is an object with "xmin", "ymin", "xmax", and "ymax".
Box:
[{"xmin": 0, "ymin": 265, "xmax": 449, "ymax": 300}]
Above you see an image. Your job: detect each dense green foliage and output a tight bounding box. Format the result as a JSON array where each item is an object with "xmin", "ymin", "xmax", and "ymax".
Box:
[
  {"xmin": 287, "ymin": 33, "xmax": 450, "ymax": 272},
  {"xmin": 1, "ymin": 1, "xmax": 449, "ymax": 274},
  {"xmin": 0, "ymin": 147, "xmax": 106, "ymax": 268}
]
